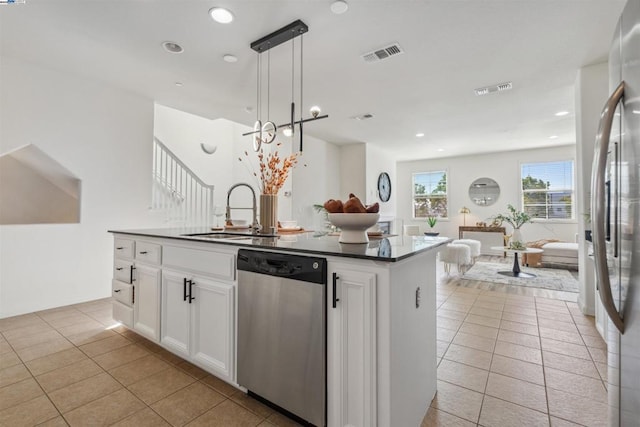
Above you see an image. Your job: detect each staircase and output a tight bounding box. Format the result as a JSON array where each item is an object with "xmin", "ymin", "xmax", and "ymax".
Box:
[{"xmin": 152, "ymin": 137, "xmax": 214, "ymax": 226}]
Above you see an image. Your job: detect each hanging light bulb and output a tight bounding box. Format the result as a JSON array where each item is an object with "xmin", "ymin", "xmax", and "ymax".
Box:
[
  {"xmin": 310, "ymin": 106, "xmax": 321, "ymax": 118},
  {"xmin": 282, "ymin": 126, "xmax": 293, "ymax": 137}
]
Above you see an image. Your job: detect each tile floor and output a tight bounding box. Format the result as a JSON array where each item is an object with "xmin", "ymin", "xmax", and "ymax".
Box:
[{"xmin": 0, "ymin": 256, "xmax": 607, "ymax": 426}]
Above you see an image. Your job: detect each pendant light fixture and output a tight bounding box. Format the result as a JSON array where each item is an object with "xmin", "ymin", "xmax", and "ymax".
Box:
[{"xmin": 242, "ymin": 20, "xmax": 328, "ymax": 152}]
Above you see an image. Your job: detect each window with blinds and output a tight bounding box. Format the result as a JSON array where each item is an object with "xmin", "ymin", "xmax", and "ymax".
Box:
[
  {"xmin": 412, "ymin": 171, "xmax": 448, "ymax": 218},
  {"xmin": 521, "ymin": 160, "xmax": 574, "ymax": 220}
]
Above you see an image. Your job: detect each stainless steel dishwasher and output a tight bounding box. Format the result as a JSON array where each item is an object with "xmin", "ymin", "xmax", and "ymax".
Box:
[{"xmin": 237, "ymin": 249, "xmax": 326, "ymax": 427}]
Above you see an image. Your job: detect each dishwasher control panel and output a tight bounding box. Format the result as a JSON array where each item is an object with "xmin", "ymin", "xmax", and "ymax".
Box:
[{"xmin": 237, "ymin": 249, "xmax": 327, "ymax": 284}]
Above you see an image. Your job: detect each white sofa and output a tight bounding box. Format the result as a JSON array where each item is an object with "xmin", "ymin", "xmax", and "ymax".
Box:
[{"xmin": 523, "ymin": 241, "xmax": 578, "ymax": 270}]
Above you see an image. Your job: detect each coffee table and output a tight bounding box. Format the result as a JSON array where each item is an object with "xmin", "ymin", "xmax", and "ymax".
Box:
[{"xmin": 490, "ymin": 247, "xmax": 544, "ymax": 278}]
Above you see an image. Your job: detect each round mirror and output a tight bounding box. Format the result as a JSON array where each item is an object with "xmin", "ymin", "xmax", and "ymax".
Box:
[{"xmin": 469, "ymin": 177, "xmax": 500, "ymax": 207}]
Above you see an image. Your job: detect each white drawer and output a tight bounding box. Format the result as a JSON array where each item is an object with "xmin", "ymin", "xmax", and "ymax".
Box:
[
  {"xmin": 135, "ymin": 241, "xmax": 162, "ymax": 265},
  {"xmin": 163, "ymin": 245, "xmax": 235, "ymax": 281},
  {"xmin": 112, "ymin": 301, "xmax": 133, "ymax": 327},
  {"xmin": 114, "ymin": 259, "xmax": 134, "ymax": 283},
  {"xmin": 112, "ymin": 279, "xmax": 133, "ymax": 306},
  {"xmin": 114, "ymin": 238, "xmax": 135, "ymax": 259}
]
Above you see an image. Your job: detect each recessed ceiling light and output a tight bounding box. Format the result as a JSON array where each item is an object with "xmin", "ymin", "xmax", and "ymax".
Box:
[
  {"xmin": 437, "ymin": 148, "xmax": 445, "ymax": 152},
  {"xmin": 223, "ymin": 54, "xmax": 238, "ymax": 63},
  {"xmin": 175, "ymin": 82, "xmax": 183, "ymax": 87},
  {"xmin": 162, "ymin": 41, "xmax": 183, "ymax": 54},
  {"xmin": 416, "ymin": 133, "xmax": 425, "ymax": 137},
  {"xmin": 549, "ymin": 135, "xmax": 559, "ymax": 139},
  {"xmin": 209, "ymin": 7, "xmax": 234, "ymax": 24},
  {"xmin": 633, "ymin": 110, "xmax": 640, "ymax": 115},
  {"xmin": 330, "ymin": 0, "xmax": 349, "ymax": 14},
  {"xmin": 555, "ymin": 111, "xmax": 569, "ymax": 116}
]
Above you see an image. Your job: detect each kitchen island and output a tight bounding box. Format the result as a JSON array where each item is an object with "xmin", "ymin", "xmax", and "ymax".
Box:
[{"xmin": 109, "ymin": 227, "xmax": 448, "ymax": 427}]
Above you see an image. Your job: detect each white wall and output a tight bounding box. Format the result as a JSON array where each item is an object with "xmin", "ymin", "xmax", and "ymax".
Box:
[
  {"xmin": 397, "ymin": 145, "xmax": 579, "ymax": 242},
  {"xmin": 0, "ymin": 57, "xmax": 163, "ymax": 318},
  {"xmin": 575, "ymin": 62, "xmax": 609, "ymax": 315},
  {"xmin": 339, "ymin": 143, "xmax": 366, "ymax": 200}
]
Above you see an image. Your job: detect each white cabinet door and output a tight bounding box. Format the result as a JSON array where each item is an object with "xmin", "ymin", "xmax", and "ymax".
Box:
[
  {"xmin": 191, "ymin": 278, "xmax": 235, "ymax": 382},
  {"xmin": 327, "ymin": 266, "xmax": 377, "ymax": 427},
  {"xmin": 133, "ymin": 263, "xmax": 161, "ymax": 341},
  {"xmin": 161, "ymin": 270, "xmax": 191, "ymax": 358}
]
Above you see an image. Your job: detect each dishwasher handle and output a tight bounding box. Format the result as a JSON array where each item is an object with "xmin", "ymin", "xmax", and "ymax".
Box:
[{"xmin": 332, "ymin": 272, "xmax": 340, "ymax": 308}]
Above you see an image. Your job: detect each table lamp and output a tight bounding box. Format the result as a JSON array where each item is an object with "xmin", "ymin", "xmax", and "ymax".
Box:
[{"xmin": 459, "ymin": 206, "xmax": 470, "ymax": 226}]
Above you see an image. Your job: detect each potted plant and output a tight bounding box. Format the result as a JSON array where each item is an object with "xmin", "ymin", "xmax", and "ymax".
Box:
[
  {"xmin": 425, "ymin": 215, "xmax": 439, "ymax": 236},
  {"xmin": 493, "ymin": 204, "xmax": 531, "ymax": 246}
]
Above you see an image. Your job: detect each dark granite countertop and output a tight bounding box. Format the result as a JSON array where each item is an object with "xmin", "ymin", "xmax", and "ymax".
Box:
[{"xmin": 108, "ymin": 227, "xmax": 450, "ymax": 262}]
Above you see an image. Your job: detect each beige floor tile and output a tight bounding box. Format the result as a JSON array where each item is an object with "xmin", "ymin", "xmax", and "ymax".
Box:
[
  {"xmin": 549, "ymin": 416, "xmax": 582, "ymax": 426},
  {"xmin": 51, "ymin": 320, "xmax": 104, "ymax": 338},
  {"xmin": 430, "ymin": 380, "xmax": 483, "ymax": 423},
  {"xmin": 36, "ymin": 358, "xmax": 102, "ymax": 393},
  {"xmin": 0, "ymin": 394, "xmax": 59, "ymax": 426},
  {"xmin": 571, "ymin": 314, "xmax": 596, "ymax": 326},
  {"xmin": 544, "ymin": 367, "xmax": 607, "ymax": 403},
  {"xmin": 137, "ymin": 339, "xmax": 165, "ymax": 353},
  {"xmin": 15, "ymin": 337, "xmax": 74, "ymax": 362},
  {"xmin": 501, "ymin": 311, "xmax": 538, "ymax": 326},
  {"xmin": 581, "ymin": 334, "xmax": 606, "ymax": 349},
  {"xmin": 437, "ymin": 328, "xmax": 457, "ymax": 343},
  {"xmin": 109, "ymin": 354, "xmax": 171, "ymax": 386},
  {"xmin": 266, "ymin": 411, "xmax": 304, "ymax": 426},
  {"xmin": 472, "ymin": 300, "xmax": 504, "ymax": 311},
  {"xmin": 176, "ymin": 361, "xmax": 210, "ymax": 380},
  {"xmin": 494, "ymin": 341, "xmax": 542, "ymax": 365},
  {"xmin": 128, "ymin": 367, "xmax": 196, "ymax": 404},
  {"xmin": 447, "ymin": 295, "xmax": 478, "ymax": 305},
  {"xmin": 0, "ymin": 341, "xmax": 12, "ymax": 356},
  {"xmin": 0, "ymin": 351, "xmax": 22, "ymax": 370},
  {"xmin": 66, "ymin": 328, "xmax": 117, "ymax": 347},
  {"xmin": 37, "ymin": 415, "xmax": 70, "ymax": 426},
  {"xmin": 536, "ymin": 303, "xmax": 570, "ymax": 314},
  {"xmin": 452, "ymin": 332, "xmax": 496, "ymax": 353},
  {"xmin": 437, "ymin": 309, "xmax": 467, "ymax": 321},
  {"xmin": 111, "ymin": 407, "xmax": 171, "ymax": 426},
  {"xmin": 5, "ymin": 330, "xmax": 62, "ymax": 350},
  {"xmin": 535, "ymin": 297, "xmax": 566, "ymax": 307},
  {"xmin": 595, "ymin": 362, "xmax": 608, "ymax": 383},
  {"xmin": 25, "ymin": 347, "xmax": 88, "ymax": 376},
  {"xmin": 464, "ymin": 314, "xmax": 501, "ymax": 328},
  {"xmin": 575, "ymin": 322, "xmax": 601, "ymax": 337},
  {"xmin": 499, "ymin": 319, "xmax": 539, "ymax": 336},
  {"xmin": 231, "ymin": 391, "xmax": 275, "ymax": 419},
  {"xmin": 36, "ymin": 307, "xmax": 80, "ymax": 322},
  {"xmin": 540, "ymin": 338, "xmax": 591, "ymax": 360},
  {"xmin": 588, "ymin": 346, "xmax": 607, "ymax": 363},
  {"xmin": 73, "ymin": 298, "xmax": 112, "ymax": 313},
  {"xmin": 0, "ymin": 377, "xmax": 44, "ymax": 411},
  {"xmin": 547, "ymin": 388, "xmax": 608, "ymax": 427},
  {"xmin": 458, "ymin": 323, "xmax": 499, "ymax": 339},
  {"xmin": 186, "ymin": 399, "xmax": 263, "ymax": 426},
  {"xmin": 454, "ymin": 287, "xmax": 483, "ymax": 295},
  {"xmin": 117, "ymin": 328, "xmax": 146, "ymax": 342},
  {"xmin": 155, "ymin": 348, "xmax": 187, "ymax": 365},
  {"xmin": 45, "ymin": 313, "xmax": 96, "ymax": 329},
  {"xmin": 469, "ymin": 307, "xmax": 502, "ymax": 319},
  {"xmin": 0, "ymin": 314, "xmax": 47, "ymax": 333},
  {"xmin": 443, "ymin": 343, "xmax": 493, "ymax": 370},
  {"xmin": 437, "ymin": 316, "xmax": 463, "ymax": 331},
  {"xmin": 503, "ymin": 306, "xmax": 537, "ymax": 317},
  {"xmin": 479, "ymin": 395, "xmax": 549, "ymax": 427},
  {"xmin": 437, "ymin": 359, "xmax": 488, "ymax": 393},
  {"xmin": 542, "ymin": 351, "xmax": 600, "ymax": 379},
  {"xmin": 538, "ymin": 318, "xmax": 578, "ymax": 334},
  {"xmin": 476, "ymin": 294, "xmax": 507, "ymax": 303},
  {"xmin": 63, "ymin": 388, "xmax": 146, "ymax": 426},
  {"xmin": 439, "ymin": 302, "xmax": 473, "ymax": 314},
  {"xmin": 539, "ymin": 327, "xmax": 583, "ymax": 345},
  {"xmin": 436, "ymin": 340, "xmax": 449, "ymax": 358},
  {"xmin": 201, "ymin": 374, "xmax": 241, "ymax": 397},
  {"xmin": 49, "ymin": 372, "xmax": 122, "ymax": 413},
  {"xmin": 151, "ymin": 381, "xmax": 226, "ymax": 425},
  {"xmin": 421, "ymin": 406, "xmax": 476, "ymax": 426},
  {"xmin": 490, "ymin": 354, "xmax": 545, "ymax": 385},
  {"xmin": 485, "ymin": 373, "xmax": 547, "ymax": 413},
  {"xmin": 93, "ymin": 343, "xmax": 150, "ymax": 370},
  {"xmin": 497, "ymin": 329, "xmax": 541, "ymax": 349},
  {"xmin": 79, "ymin": 334, "xmax": 131, "ymax": 357},
  {"xmin": 0, "ymin": 363, "xmax": 31, "ymax": 388}
]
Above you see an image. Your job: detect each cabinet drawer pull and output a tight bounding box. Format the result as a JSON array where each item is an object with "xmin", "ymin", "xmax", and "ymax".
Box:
[
  {"xmin": 139, "ymin": 251, "xmax": 148, "ymax": 255},
  {"xmin": 114, "ymin": 289, "xmax": 121, "ymax": 293},
  {"xmin": 183, "ymin": 278, "xmax": 187, "ymax": 302},
  {"xmin": 188, "ymin": 280, "xmax": 195, "ymax": 304},
  {"xmin": 116, "ymin": 267, "xmax": 124, "ymax": 271},
  {"xmin": 332, "ymin": 273, "xmax": 340, "ymax": 308},
  {"xmin": 116, "ymin": 247, "xmax": 124, "ymax": 250},
  {"xmin": 130, "ymin": 266, "xmax": 136, "ymax": 283}
]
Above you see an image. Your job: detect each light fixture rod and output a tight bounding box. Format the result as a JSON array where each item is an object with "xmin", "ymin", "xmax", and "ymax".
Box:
[
  {"xmin": 241, "ymin": 115, "xmax": 328, "ymax": 136},
  {"xmin": 250, "ymin": 20, "xmax": 308, "ymax": 53}
]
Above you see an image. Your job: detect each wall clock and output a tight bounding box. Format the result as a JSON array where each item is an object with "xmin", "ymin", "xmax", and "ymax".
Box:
[{"xmin": 377, "ymin": 172, "xmax": 391, "ymax": 202}]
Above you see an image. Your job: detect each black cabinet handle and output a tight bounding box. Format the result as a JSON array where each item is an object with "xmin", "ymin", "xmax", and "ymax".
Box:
[
  {"xmin": 188, "ymin": 280, "xmax": 195, "ymax": 304},
  {"xmin": 115, "ymin": 267, "xmax": 123, "ymax": 271},
  {"xmin": 130, "ymin": 266, "xmax": 136, "ymax": 283},
  {"xmin": 114, "ymin": 289, "xmax": 121, "ymax": 293},
  {"xmin": 332, "ymin": 273, "xmax": 340, "ymax": 308},
  {"xmin": 139, "ymin": 251, "xmax": 148, "ymax": 255},
  {"xmin": 116, "ymin": 246, "xmax": 124, "ymax": 250},
  {"xmin": 183, "ymin": 278, "xmax": 187, "ymax": 302}
]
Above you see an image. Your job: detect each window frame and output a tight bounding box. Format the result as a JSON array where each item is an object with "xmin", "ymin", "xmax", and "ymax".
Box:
[
  {"xmin": 519, "ymin": 159, "xmax": 576, "ymax": 223},
  {"xmin": 412, "ymin": 170, "xmax": 449, "ymax": 220}
]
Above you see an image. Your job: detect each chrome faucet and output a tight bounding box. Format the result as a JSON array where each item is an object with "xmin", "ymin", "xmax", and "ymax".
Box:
[{"xmin": 226, "ymin": 183, "xmax": 261, "ymax": 234}]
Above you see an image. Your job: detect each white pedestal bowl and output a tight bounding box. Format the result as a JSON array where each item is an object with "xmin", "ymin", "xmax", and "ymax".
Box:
[{"xmin": 328, "ymin": 213, "xmax": 380, "ymax": 244}]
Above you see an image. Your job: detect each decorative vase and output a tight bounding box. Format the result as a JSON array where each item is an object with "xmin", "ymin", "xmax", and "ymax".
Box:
[
  {"xmin": 259, "ymin": 194, "xmax": 278, "ymax": 234},
  {"xmin": 511, "ymin": 228, "xmax": 523, "ymax": 246}
]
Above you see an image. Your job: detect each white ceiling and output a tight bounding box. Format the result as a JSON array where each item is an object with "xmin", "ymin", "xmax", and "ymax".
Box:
[{"xmin": 0, "ymin": 0, "xmax": 626, "ymax": 161}]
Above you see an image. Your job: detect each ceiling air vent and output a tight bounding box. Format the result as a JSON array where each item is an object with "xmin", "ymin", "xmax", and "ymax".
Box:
[
  {"xmin": 474, "ymin": 81, "xmax": 513, "ymax": 96},
  {"xmin": 362, "ymin": 43, "xmax": 404, "ymax": 63}
]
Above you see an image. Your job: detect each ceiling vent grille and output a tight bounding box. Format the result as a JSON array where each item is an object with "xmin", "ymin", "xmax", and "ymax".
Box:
[
  {"xmin": 362, "ymin": 43, "xmax": 404, "ymax": 63},
  {"xmin": 474, "ymin": 81, "xmax": 513, "ymax": 96}
]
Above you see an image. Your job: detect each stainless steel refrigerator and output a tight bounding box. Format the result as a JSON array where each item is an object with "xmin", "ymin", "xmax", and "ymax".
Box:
[{"xmin": 591, "ymin": 0, "xmax": 640, "ymax": 425}]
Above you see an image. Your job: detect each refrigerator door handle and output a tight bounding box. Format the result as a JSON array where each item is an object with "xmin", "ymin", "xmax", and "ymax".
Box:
[{"xmin": 591, "ymin": 80, "xmax": 625, "ymax": 334}]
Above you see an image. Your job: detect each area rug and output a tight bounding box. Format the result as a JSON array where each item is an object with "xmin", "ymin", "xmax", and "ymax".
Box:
[{"xmin": 461, "ymin": 261, "xmax": 579, "ymax": 292}]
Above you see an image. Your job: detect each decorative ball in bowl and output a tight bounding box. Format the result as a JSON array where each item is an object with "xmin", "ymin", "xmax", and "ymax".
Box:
[{"xmin": 328, "ymin": 213, "xmax": 380, "ymax": 243}]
